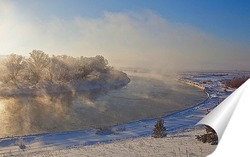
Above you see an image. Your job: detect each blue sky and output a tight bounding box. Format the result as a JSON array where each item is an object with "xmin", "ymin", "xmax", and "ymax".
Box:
[
  {"xmin": 13, "ymin": 0, "xmax": 250, "ymax": 43},
  {"xmin": 0, "ymin": 0, "xmax": 249, "ymax": 71}
]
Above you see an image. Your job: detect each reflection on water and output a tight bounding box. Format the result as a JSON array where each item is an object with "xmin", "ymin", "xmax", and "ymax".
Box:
[{"xmin": 0, "ymin": 73, "xmax": 207, "ymax": 138}]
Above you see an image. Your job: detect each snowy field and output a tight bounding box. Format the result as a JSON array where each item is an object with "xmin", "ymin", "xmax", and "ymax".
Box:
[
  {"xmin": 0, "ymin": 71, "xmax": 248, "ymax": 156},
  {"xmin": 2, "ymin": 127, "xmax": 215, "ymax": 157}
]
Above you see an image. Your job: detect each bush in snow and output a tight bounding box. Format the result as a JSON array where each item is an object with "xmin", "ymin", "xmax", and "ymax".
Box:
[
  {"xmin": 195, "ymin": 110, "xmax": 218, "ymax": 145},
  {"xmin": 152, "ymin": 118, "xmax": 167, "ymax": 138},
  {"xmin": 95, "ymin": 126, "xmax": 113, "ymax": 135},
  {"xmin": 195, "ymin": 125, "xmax": 218, "ymax": 145},
  {"xmin": 16, "ymin": 138, "xmax": 26, "ymax": 151}
]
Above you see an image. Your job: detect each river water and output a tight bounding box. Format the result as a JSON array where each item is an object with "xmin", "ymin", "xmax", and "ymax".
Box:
[{"xmin": 0, "ymin": 72, "xmax": 207, "ymax": 138}]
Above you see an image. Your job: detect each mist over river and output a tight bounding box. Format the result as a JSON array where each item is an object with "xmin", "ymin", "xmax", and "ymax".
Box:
[{"xmin": 0, "ymin": 72, "xmax": 207, "ymax": 138}]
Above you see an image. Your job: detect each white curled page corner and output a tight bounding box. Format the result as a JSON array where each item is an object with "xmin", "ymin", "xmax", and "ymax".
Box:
[{"xmin": 197, "ymin": 79, "xmax": 250, "ymax": 156}]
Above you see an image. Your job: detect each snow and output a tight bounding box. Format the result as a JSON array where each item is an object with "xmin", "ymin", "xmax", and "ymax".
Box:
[
  {"xmin": 2, "ymin": 127, "xmax": 215, "ymax": 157},
  {"xmin": 0, "ymin": 71, "xmax": 248, "ymax": 156}
]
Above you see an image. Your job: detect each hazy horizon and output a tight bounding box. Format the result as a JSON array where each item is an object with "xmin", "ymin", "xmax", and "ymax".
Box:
[{"xmin": 1, "ymin": 0, "xmax": 249, "ymax": 71}]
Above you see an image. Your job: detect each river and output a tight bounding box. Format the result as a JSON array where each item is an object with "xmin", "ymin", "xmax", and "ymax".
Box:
[{"xmin": 0, "ymin": 72, "xmax": 207, "ymax": 138}]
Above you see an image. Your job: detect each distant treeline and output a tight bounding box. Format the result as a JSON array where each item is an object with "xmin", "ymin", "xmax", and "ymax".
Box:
[
  {"xmin": 0, "ymin": 50, "xmax": 120, "ymax": 87},
  {"xmin": 223, "ymin": 76, "xmax": 249, "ymax": 88}
]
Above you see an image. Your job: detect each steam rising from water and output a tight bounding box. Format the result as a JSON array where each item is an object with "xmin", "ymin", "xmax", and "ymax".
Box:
[
  {"xmin": 0, "ymin": 73, "xmax": 207, "ymax": 138},
  {"xmin": 0, "ymin": 89, "xmax": 111, "ymax": 137}
]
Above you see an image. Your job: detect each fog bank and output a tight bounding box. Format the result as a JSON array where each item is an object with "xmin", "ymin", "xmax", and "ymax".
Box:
[{"xmin": 1, "ymin": 1, "xmax": 249, "ymax": 72}]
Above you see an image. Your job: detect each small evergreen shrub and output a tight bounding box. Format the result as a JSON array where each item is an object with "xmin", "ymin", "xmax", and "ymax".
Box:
[
  {"xmin": 17, "ymin": 138, "xmax": 26, "ymax": 151},
  {"xmin": 196, "ymin": 109, "xmax": 218, "ymax": 145},
  {"xmin": 195, "ymin": 125, "xmax": 218, "ymax": 145},
  {"xmin": 152, "ymin": 118, "xmax": 167, "ymax": 138},
  {"xmin": 95, "ymin": 126, "xmax": 113, "ymax": 135}
]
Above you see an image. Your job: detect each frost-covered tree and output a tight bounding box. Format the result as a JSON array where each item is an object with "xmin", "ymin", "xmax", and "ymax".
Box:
[
  {"xmin": 74, "ymin": 55, "xmax": 108, "ymax": 79},
  {"xmin": 27, "ymin": 50, "xmax": 50, "ymax": 83},
  {"xmin": 48, "ymin": 55, "xmax": 72, "ymax": 82},
  {"xmin": 1, "ymin": 54, "xmax": 24, "ymax": 86},
  {"xmin": 92, "ymin": 55, "xmax": 108, "ymax": 72},
  {"xmin": 0, "ymin": 51, "xmax": 117, "ymax": 87}
]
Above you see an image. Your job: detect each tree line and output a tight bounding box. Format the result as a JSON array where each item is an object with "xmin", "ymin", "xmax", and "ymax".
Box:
[
  {"xmin": 0, "ymin": 50, "xmax": 110, "ymax": 87},
  {"xmin": 223, "ymin": 76, "xmax": 249, "ymax": 88}
]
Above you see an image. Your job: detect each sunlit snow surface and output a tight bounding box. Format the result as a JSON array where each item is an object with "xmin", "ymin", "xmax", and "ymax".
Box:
[{"xmin": 0, "ymin": 71, "xmax": 249, "ymax": 155}]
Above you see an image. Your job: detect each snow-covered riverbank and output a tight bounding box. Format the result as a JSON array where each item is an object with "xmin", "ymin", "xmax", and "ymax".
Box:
[
  {"xmin": 2, "ymin": 127, "xmax": 216, "ymax": 157},
  {"xmin": 0, "ymin": 71, "xmax": 247, "ymax": 156}
]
